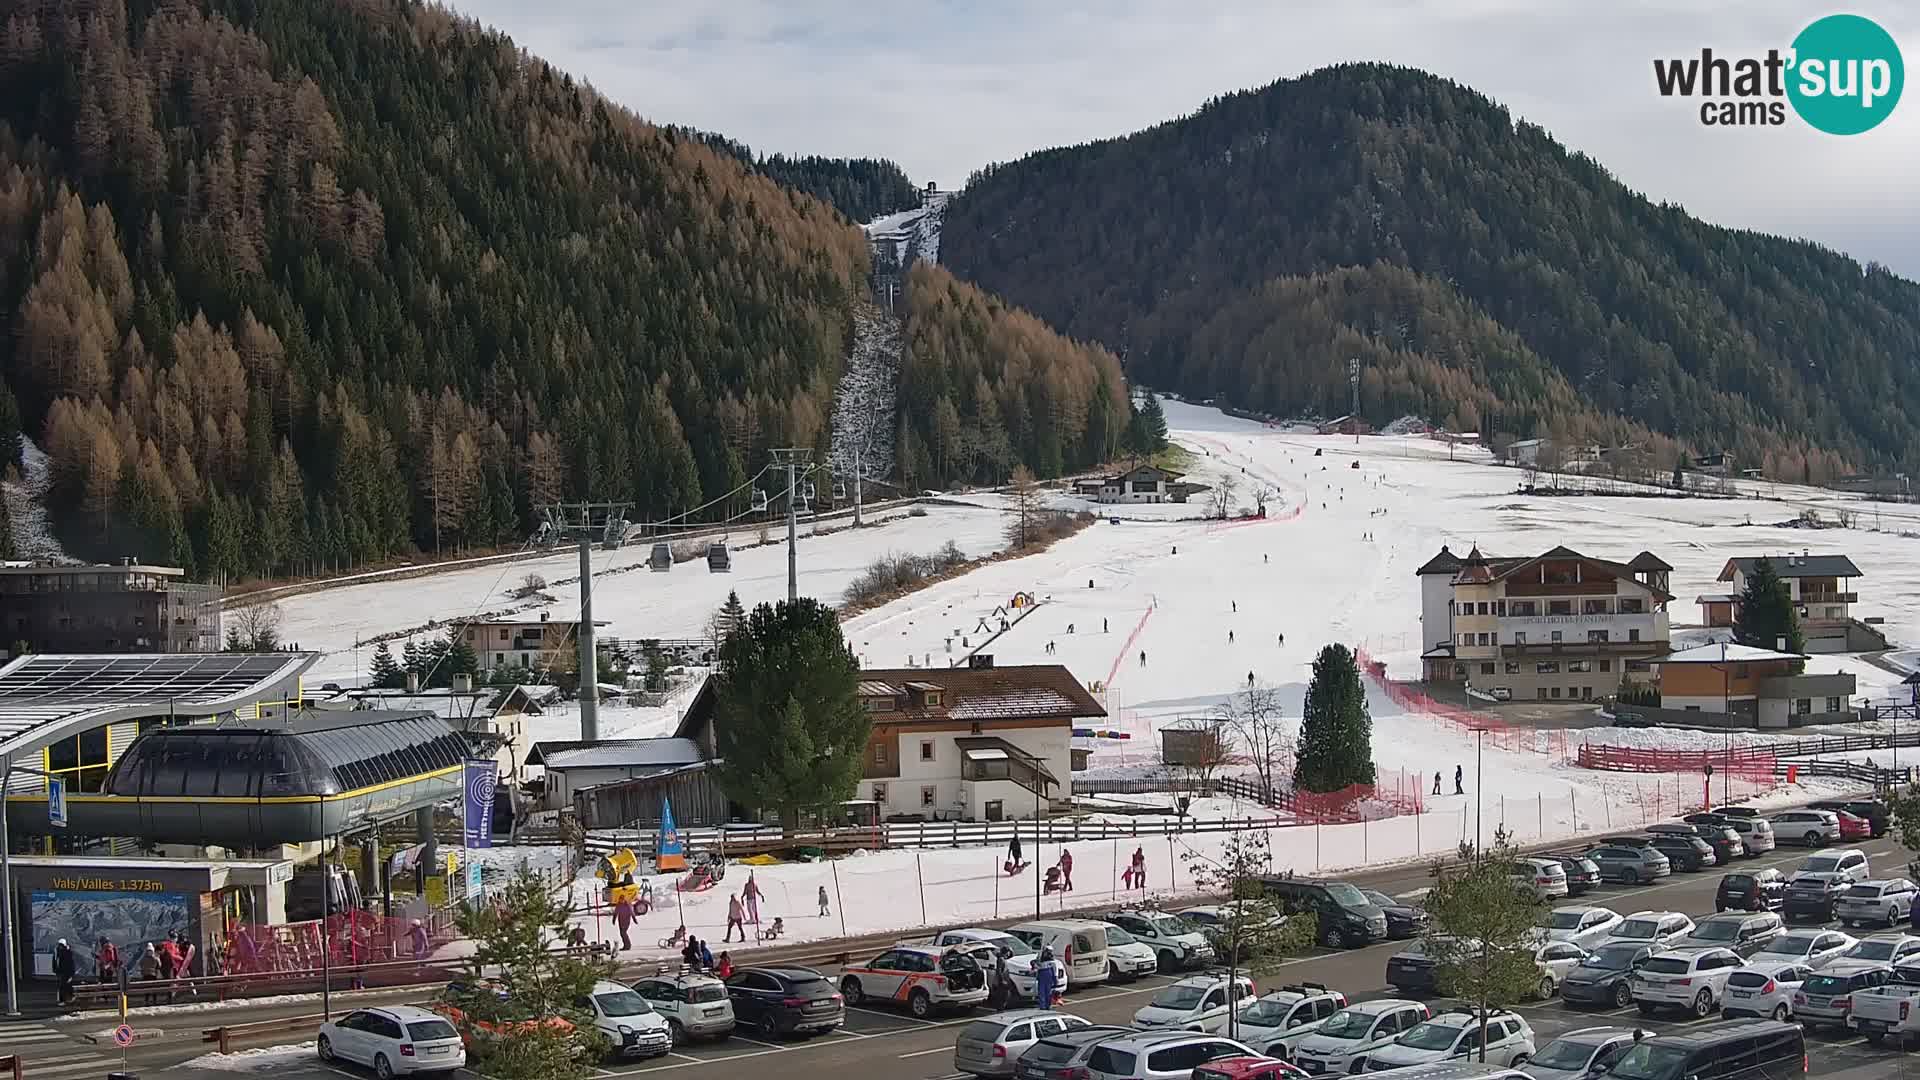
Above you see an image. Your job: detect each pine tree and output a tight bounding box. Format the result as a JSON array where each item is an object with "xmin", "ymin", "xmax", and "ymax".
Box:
[
  {"xmin": 1137, "ymin": 393, "xmax": 1169, "ymax": 452},
  {"xmin": 1294, "ymin": 643, "xmax": 1376, "ymax": 792},
  {"xmin": 368, "ymin": 641, "xmax": 404, "ymax": 689},
  {"xmin": 437, "ymin": 628, "xmax": 480, "ymax": 687},
  {"xmin": 1733, "ymin": 557, "xmax": 1805, "ymax": 655}
]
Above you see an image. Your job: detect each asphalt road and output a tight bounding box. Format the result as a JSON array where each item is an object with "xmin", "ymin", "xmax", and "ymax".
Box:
[{"xmin": 77, "ymin": 830, "xmax": 1917, "ymax": 1080}]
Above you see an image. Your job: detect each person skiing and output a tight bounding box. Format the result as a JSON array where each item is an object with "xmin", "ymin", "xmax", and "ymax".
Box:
[
  {"xmin": 818, "ymin": 884, "xmax": 832, "ymax": 917},
  {"xmin": 1067, "ymin": 623, "xmax": 1074, "ymax": 634},
  {"xmin": 614, "ymin": 890, "xmax": 636, "ymax": 950},
  {"xmin": 725, "ymin": 893, "xmax": 747, "ymax": 942},
  {"xmin": 1139, "ymin": 650, "xmax": 1147, "ymax": 666},
  {"xmin": 1454, "ymin": 765, "xmax": 1465, "ymax": 795},
  {"xmin": 1035, "ymin": 947, "xmax": 1059, "ymax": 1010},
  {"xmin": 1247, "ymin": 671, "xmax": 1255, "ymax": 687},
  {"xmin": 1278, "ymin": 633, "xmax": 1285, "ymax": 646},
  {"xmin": 1231, "ymin": 601, "xmax": 1237, "ymax": 613},
  {"xmin": 1103, "ymin": 618, "xmax": 1109, "ymax": 633},
  {"xmin": 53, "ymin": 938, "xmax": 75, "ymax": 1005},
  {"xmin": 1432, "ymin": 770, "xmax": 1442, "ymax": 796},
  {"xmin": 1227, "ymin": 630, "xmax": 1234, "ymax": 644},
  {"xmin": 1264, "ymin": 554, "xmax": 1269, "ymax": 564},
  {"xmin": 744, "ymin": 871, "xmax": 764, "ymax": 927}
]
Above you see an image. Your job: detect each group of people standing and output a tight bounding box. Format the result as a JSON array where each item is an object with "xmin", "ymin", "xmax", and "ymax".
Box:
[{"xmin": 51, "ymin": 931, "xmax": 196, "ymax": 1007}]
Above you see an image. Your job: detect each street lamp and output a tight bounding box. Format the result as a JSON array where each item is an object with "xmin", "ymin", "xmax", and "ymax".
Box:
[{"xmin": 1470, "ymin": 726, "xmax": 1489, "ymax": 852}]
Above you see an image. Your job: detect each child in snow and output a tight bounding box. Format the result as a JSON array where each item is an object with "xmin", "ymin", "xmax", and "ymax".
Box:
[{"xmin": 818, "ymin": 885, "xmax": 831, "ymax": 918}]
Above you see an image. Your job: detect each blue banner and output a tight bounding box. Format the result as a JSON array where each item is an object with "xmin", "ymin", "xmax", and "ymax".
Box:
[
  {"xmin": 657, "ymin": 796, "xmax": 685, "ymax": 870},
  {"xmin": 463, "ymin": 761, "xmax": 496, "ymax": 849}
]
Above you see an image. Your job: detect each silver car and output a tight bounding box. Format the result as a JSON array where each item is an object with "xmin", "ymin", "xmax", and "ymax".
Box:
[
  {"xmin": 1769, "ymin": 809, "xmax": 1841, "ymax": 847},
  {"xmin": 1584, "ymin": 844, "xmax": 1671, "ymax": 885},
  {"xmin": 954, "ymin": 1011, "xmax": 1093, "ymax": 1077},
  {"xmin": 1833, "ymin": 879, "xmax": 1918, "ymax": 929}
]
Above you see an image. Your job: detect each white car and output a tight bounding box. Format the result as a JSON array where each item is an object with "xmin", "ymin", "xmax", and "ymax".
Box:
[
  {"xmin": 1511, "ymin": 858, "xmax": 1570, "ymax": 901},
  {"xmin": 1231, "ymin": 983, "xmax": 1348, "ymax": 1060},
  {"xmin": 933, "ymin": 929, "xmax": 1064, "ymax": 1004},
  {"xmin": 1097, "ymin": 923, "xmax": 1159, "ymax": 982},
  {"xmin": 1288, "ymin": 999, "xmax": 1428, "ymax": 1076},
  {"xmin": 1132, "ymin": 973, "xmax": 1256, "ymax": 1033},
  {"xmin": 1545, "ymin": 906, "xmax": 1623, "ymax": 949},
  {"xmin": 631, "ymin": 970, "xmax": 737, "ymax": 1042},
  {"xmin": 319, "ymin": 1005, "xmax": 466, "ymax": 1077},
  {"xmin": 1360, "ymin": 1008, "xmax": 1536, "ymax": 1071},
  {"xmin": 1100, "ymin": 909, "xmax": 1217, "ymax": 972},
  {"xmin": 1601, "ymin": 911, "xmax": 1695, "ymax": 950},
  {"xmin": 1751, "ymin": 929, "xmax": 1857, "ymax": 970},
  {"xmin": 581, "ymin": 981, "xmax": 673, "ymax": 1060},
  {"xmin": 1631, "ymin": 948, "xmax": 1744, "ymax": 1018},
  {"xmin": 1841, "ymin": 933, "xmax": 1920, "ymax": 967},
  {"xmin": 952, "ymin": 1010, "xmax": 1094, "ymax": 1077},
  {"xmin": 1533, "ymin": 939, "xmax": 1591, "ymax": 999},
  {"xmin": 1721, "ymin": 961, "xmax": 1811, "ymax": 1021},
  {"xmin": 1800, "ymin": 849, "xmax": 1872, "ymax": 883},
  {"xmin": 1769, "ymin": 809, "xmax": 1842, "ymax": 847},
  {"xmin": 839, "ymin": 945, "xmax": 992, "ymax": 1018}
]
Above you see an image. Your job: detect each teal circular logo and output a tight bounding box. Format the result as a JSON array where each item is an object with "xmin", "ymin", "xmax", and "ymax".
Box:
[{"xmin": 1787, "ymin": 14, "xmax": 1904, "ymax": 134}]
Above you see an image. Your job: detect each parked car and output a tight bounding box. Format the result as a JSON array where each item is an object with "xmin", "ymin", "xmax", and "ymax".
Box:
[
  {"xmin": 1751, "ymin": 929, "xmax": 1857, "ymax": 970},
  {"xmin": 1721, "ymin": 961, "xmax": 1812, "ymax": 1021},
  {"xmin": 1649, "ymin": 821, "xmax": 1743, "ymax": 864},
  {"xmin": 1006, "ymin": 920, "xmax": 1112, "ymax": 987},
  {"xmin": 1258, "ymin": 878, "xmax": 1390, "ymax": 949},
  {"xmin": 1843, "ymin": 966, "xmax": 1920, "ymax": 1045},
  {"xmin": 1782, "ymin": 874, "xmax": 1848, "ymax": 922},
  {"xmin": 1511, "ymin": 858, "xmax": 1570, "ymax": 901},
  {"xmin": 1069, "ymin": 1030, "xmax": 1257, "ymax": 1080},
  {"xmin": 1711, "ymin": 805, "xmax": 1764, "ymax": 819},
  {"xmin": 1601, "ymin": 911, "xmax": 1696, "ymax": 951},
  {"xmin": 1808, "ymin": 798, "xmax": 1890, "ymax": 838},
  {"xmin": 1192, "ymin": 1056, "xmax": 1309, "ymax": 1080},
  {"xmin": 723, "ymin": 965, "xmax": 844, "ymax": 1039},
  {"xmin": 1833, "ymin": 810, "xmax": 1874, "ymax": 842},
  {"xmin": 1793, "ymin": 959, "xmax": 1894, "ymax": 1031},
  {"xmin": 1012, "ymin": 1025, "xmax": 1136, "ymax": 1080},
  {"xmin": 579, "ymin": 981, "xmax": 674, "ymax": 1059},
  {"xmin": 1674, "ymin": 911, "xmax": 1784, "ymax": 958},
  {"xmin": 1233, "ymin": 984, "xmax": 1349, "ymax": 1061},
  {"xmin": 1840, "ymin": 933, "xmax": 1920, "ymax": 967},
  {"xmin": 1546, "ymin": 906, "xmax": 1623, "ymax": 950},
  {"xmin": 1804, "ymin": 848, "xmax": 1870, "ymax": 882},
  {"xmin": 1834, "ymin": 878, "xmax": 1919, "ymax": 929},
  {"xmin": 319, "ymin": 1005, "xmax": 466, "ymax": 1077},
  {"xmin": 1532, "ymin": 940, "xmax": 1592, "ymax": 999},
  {"xmin": 1559, "ymin": 942, "xmax": 1656, "ymax": 1009},
  {"xmin": 1287, "ymin": 999, "xmax": 1428, "ymax": 1076},
  {"xmin": 953, "ymin": 1010, "xmax": 1094, "ymax": 1077},
  {"xmin": 1358, "ymin": 889, "xmax": 1430, "ymax": 939},
  {"xmin": 935, "ymin": 928, "xmax": 1063, "ymax": 1006},
  {"xmin": 1716, "ymin": 869, "xmax": 1788, "ymax": 912},
  {"xmin": 1643, "ymin": 833, "xmax": 1716, "ymax": 872},
  {"xmin": 1602, "ymin": 1020, "xmax": 1805, "ymax": 1080},
  {"xmin": 631, "ymin": 970, "xmax": 737, "ymax": 1043},
  {"xmin": 1685, "ymin": 812, "xmax": 1776, "ymax": 857},
  {"xmin": 1520, "ymin": 1026, "xmax": 1652, "ymax": 1080},
  {"xmin": 1769, "ymin": 809, "xmax": 1842, "ymax": 847},
  {"xmin": 1359, "ymin": 1008, "xmax": 1536, "ymax": 1071},
  {"xmin": 1096, "ymin": 923, "xmax": 1160, "ymax": 982},
  {"xmin": 1099, "ymin": 909, "xmax": 1216, "ymax": 972},
  {"xmin": 1631, "ymin": 948, "xmax": 1745, "ymax": 1018},
  {"xmin": 838, "ymin": 945, "xmax": 990, "ymax": 1018},
  {"xmin": 1133, "ymin": 973, "xmax": 1257, "ymax": 1033},
  {"xmin": 1584, "ymin": 843, "xmax": 1671, "ymax": 885},
  {"xmin": 1385, "ymin": 938, "xmax": 1447, "ymax": 995},
  {"xmin": 1177, "ymin": 906, "xmax": 1289, "ymax": 962},
  {"xmin": 1543, "ymin": 853, "xmax": 1603, "ymax": 896}
]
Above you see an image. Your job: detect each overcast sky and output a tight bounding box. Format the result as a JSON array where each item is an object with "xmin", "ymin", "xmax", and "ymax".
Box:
[{"xmin": 450, "ymin": 0, "xmax": 1920, "ymax": 277}]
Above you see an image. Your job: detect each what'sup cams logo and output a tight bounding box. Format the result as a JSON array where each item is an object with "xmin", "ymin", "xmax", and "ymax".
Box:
[{"xmin": 1654, "ymin": 13, "xmax": 1903, "ymax": 133}]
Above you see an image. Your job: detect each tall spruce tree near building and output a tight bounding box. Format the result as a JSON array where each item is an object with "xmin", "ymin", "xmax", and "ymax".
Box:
[
  {"xmin": 1734, "ymin": 557, "xmax": 1805, "ymax": 656},
  {"xmin": 1128, "ymin": 394, "xmax": 1170, "ymax": 455},
  {"xmin": 368, "ymin": 642, "xmax": 404, "ymax": 689},
  {"xmin": 712, "ymin": 598, "xmax": 868, "ymax": 827},
  {"xmin": 1294, "ymin": 644, "xmax": 1376, "ymax": 792}
]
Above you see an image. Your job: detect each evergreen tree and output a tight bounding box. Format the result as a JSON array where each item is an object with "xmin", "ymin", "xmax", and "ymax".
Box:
[
  {"xmin": 711, "ymin": 598, "xmax": 869, "ymax": 827},
  {"xmin": 0, "ymin": 482, "xmax": 13, "ymax": 561},
  {"xmin": 401, "ymin": 638, "xmax": 423, "ymax": 680},
  {"xmin": 1136, "ymin": 394, "xmax": 1169, "ymax": 453},
  {"xmin": 368, "ymin": 641, "xmax": 404, "ymax": 689},
  {"xmin": 1733, "ymin": 557, "xmax": 1805, "ymax": 655},
  {"xmin": 1294, "ymin": 643, "xmax": 1376, "ymax": 792}
]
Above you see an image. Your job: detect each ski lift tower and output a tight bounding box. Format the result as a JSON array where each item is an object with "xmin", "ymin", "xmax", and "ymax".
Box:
[
  {"xmin": 770, "ymin": 448, "xmax": 817, "ymax": 602},
  {"xmin": 1348, "ymin": 357, "xmax": 1361, "ymax": 445},
  {"xmin": 540, "ymin": 501, "xmax": 629, "ymax": 741}
]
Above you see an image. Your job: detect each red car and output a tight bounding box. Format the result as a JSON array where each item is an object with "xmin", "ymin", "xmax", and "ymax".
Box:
[
  {"xmin": 1835, "ymin": 810, "xmax": 1873, "ymax": 841},
  {"xmin": 1194, "ymin": 1056, "xmax": 1307, "ymax": 1080}
]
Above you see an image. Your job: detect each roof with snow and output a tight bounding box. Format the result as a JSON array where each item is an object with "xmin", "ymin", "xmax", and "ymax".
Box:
[
  {"xmin": 1659, "ymin": 643, "xmax": 1807, "ymax": 665},
  {"xmin": 525, "ymin": 737, "xmax": 705, "ymax": 770},
  {"xmin": 1452, "ymin": 546, "xmax": 1675, "ymax": 600},
  {"xmin": 1415, "ymin": 546, "xmax": 1464, "ymax": 576},
  {"xmin": 1718, "ymin": 555, "xmax": 1863, "ymax": 581}
]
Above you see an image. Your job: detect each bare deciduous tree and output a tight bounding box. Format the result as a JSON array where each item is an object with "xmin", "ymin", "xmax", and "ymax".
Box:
[
  {"xmin": 225, "ymin": 600, "xmax": 283, "ymax": 652},
  {"xmin": 1209, "ymin": 473, "xmax": 1240, "ymax": 520},
  {"xmin": 1005, "ymin": 465, "xmax": 1042, "ymax": 548},
  {"xmin": 1162, "ymin": 716, "xmax": 1236, "ymax": 794},
  {"xmin": 514, "ymin": 572, "xmax": 548, "ymax": 598},
  {"xmin": 1218, "ymin": 681, "xmax": 1292, "ymax": 801},
  {"xmin": 1251, "ymin": 482, "xmax": 1274, "ymax": 516}
]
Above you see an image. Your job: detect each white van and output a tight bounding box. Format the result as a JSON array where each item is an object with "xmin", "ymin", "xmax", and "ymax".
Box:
[{"xmin": 1006, "ymin": 919, "xmax": 1110, "ymax": 987}]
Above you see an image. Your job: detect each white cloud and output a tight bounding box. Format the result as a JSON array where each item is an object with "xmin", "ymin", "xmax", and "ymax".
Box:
[{"xmin": 449, "ymin": 0, "xmax": 1920, "ymax": 273}]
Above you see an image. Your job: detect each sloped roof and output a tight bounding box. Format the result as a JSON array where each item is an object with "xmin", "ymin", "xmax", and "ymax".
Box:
[
  {"xmin": 526, "ymin": 737, "xmax": 705, "ymax": 770},
  {"xmin": 1415, "ymin": 546, "xmax": 1463, "ymax": 576},
  {"xmin": 1471, "ymin": 546, "xmax": 1675, "ymax": 601},
  {"xmin": 1628, "ymin": 551, "xmax": 1674, "ymax": 572},
  {"xmin": 858, "ymin": 664, "xmax": 1106, "ymax": 725},
  {"xmin": 1659, "ymin": 643, "xmax": 1807, "ymax": 664},
  {"xmin": 1719, "ymin": 555, "xmax": 1863, "ymax": 581}
]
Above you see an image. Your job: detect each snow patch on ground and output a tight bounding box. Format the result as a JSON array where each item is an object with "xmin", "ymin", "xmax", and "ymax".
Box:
[
  {"xmin": 180, "ymin": 1042, "xmax": 318, "ymax": 1071},
  {"xmin": 830, "ymin": 303, "xmax": 902, "ymax": 481},
  {"xmin": 3, "ymin": 436, "xmax": 71, "ymax": 562}
]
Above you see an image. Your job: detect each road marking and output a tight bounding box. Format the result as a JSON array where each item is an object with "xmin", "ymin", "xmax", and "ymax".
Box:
[
  {"xmin": 727, "ymin": 1035, "xmax": 787, "ymax": 1049},
  {"xmin": 897, "ymin": 1045, "xmax": 953, "ymax": 1058},
  {"xmin": 24, "ymin": 1063, "xmax": 122, "ymax": 1079},
  {"xmin": 846, "ymin": 1005, "xmax": 940, "ymax": 1026},
  {"xmin": 668, "ymin": 1052, "xmax": 706, "ymax": 1062}
]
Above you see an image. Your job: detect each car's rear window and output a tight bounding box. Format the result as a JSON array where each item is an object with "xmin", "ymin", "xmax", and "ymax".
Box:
[
  {"xmin": 1640, "ymin": 957, "xmax": 1690, "ymax": 974},
  {"xmin": 961, "ymin": 1020, "xmax": 1007, "ymax": 1043},
  {"xmin": 789, "ymin": 977, "xmax": 835, "ymax": 997},
  {"xmin": 1025, "ymin": 1040, "xmax": 1081, "ymax": 1065},
  {"xmin": 1803, "ymin": 975, "xmax": 1855, "ymax": 995},
  {"xmin": 1726, "ymin": 971, "xmax": 1769, "ymax": 988},
  {"xmin": 1846, "ymin": 885, "xmax": 1882, "ymax": 899},
  {"xmin": 1087, "ymin": 1048, "xmax": 1137, "ymax": 1074},
  {"xmin": 688, "ymin": 984, "xmax": 727, "ymax": 1003},
  {"xmin": 407, "ymin": 1020, "xmax": 459, "ymax": 1041},
  {"xmin": 1724, "ymin": 875, "xmax": 1756, "ymax": 887}
]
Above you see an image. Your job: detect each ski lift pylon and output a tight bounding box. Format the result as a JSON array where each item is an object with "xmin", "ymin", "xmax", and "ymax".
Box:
[
  {"xmin": 648, "ymin": 543, "xmax": 672, "ymax": 572},
  {"xmin": 706, "ymin": 542, "xmax": 732, "ymax": 573}
]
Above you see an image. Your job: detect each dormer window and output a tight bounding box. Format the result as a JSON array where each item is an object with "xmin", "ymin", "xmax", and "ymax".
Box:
[
  {"xmin": 924, "ymin": 692, "xmax": 942, "ymax": 707},
  {"xmin": 864, "ymin": 696, "xmax": 896, "ymax": 713}
]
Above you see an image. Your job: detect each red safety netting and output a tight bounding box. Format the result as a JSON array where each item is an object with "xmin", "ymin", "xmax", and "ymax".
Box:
[
  {"xmin": 1352, "ymin": 645, "xmax": 1557, "ymax": 756},
  {"xmin": 222, "ymin": 911, "xmax": 455, "ymax": 975},
  {"xmin": 1575, "ymin": 743, "xmax": 1778, "ymax": 777},
  {"xmin": 1275, "ymin": 768, "xmax": 1426, "ymax": 824}
]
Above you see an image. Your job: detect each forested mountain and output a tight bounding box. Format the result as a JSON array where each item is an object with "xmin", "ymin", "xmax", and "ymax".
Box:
[
  {"xmin": 678, "ymin": 129, "xmax": 920, "ymax": 224},
  {"xmin": 0, "ymin": 0, "xmax": 1116, "ymax": 581},
  {"xmin": 943, "ymin": 63, "xmax": 1920, "ymax": 481}
]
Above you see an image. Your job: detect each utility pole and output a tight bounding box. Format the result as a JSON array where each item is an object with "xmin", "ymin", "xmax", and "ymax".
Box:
[
  {"xmin": 770, "ymin": 449, "xmax": 815, "ymax": 602},
  {"xmin": 853, "ymin": 441, "xmax": 864, "ymax": 528},
  {"xmin": 540, "ymin": 502, "xmax": 629, "ymax": 741}
]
